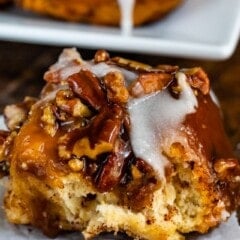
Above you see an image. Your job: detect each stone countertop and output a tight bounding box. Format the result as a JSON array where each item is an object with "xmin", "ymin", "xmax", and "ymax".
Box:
[{"xmin": 0, "ymin": 40, "xmax": 239, "ymax": 152}]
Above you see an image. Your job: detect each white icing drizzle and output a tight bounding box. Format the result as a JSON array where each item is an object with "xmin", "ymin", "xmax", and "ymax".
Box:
[
  {"xmin": 47, "ymin": 49, "xmax": 201, "ymax": 179},
  {"xmin": 82, "ymin": 61, "xmax": 137, "ymax": 82},
  {"xmin": 127, "ymin": 72, "xmax": 198, "ymax": 178},
  {"xmin": 47, "ymin": 49, "xmax": 137, "ymax": 83},
  {"xmin": 210, "ymin": 90, "xmax": 220, "ymax": 107},
  {"xmin": 117, "ymin": 0, "xmax": 135, "ymax": 36}
]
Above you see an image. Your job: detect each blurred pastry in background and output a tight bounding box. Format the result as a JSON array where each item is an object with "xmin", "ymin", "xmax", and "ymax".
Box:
[
  {"xmin": 1, "ymin": 49, "xmax": 240, "ymax": 240},
  {"xmin": 15, "ymin": 0, "xmax": 183, "ymax": 26}
]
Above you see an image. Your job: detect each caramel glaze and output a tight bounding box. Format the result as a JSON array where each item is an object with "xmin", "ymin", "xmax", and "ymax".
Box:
[
  {"xmin": 184, "ymin": 92, "xmax": 240, "ymax": 211},
  {"xmin": 12, "ymin": 108, "xmax": 69, "ymax": 182}
]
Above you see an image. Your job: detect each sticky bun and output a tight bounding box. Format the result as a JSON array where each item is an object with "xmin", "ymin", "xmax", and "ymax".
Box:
[{"xmin": 1, "ymin": 49, "xmax": 240, "ymax": 240}]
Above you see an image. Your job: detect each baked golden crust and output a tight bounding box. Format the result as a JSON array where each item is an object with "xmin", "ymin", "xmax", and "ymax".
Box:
[
  {"xmin": 1, "ymin": 49, "xmax": 240, "ymax": 240},
  {"xmin": 15, "ymin": 0, "xmax": 182, "ymax": 26}
]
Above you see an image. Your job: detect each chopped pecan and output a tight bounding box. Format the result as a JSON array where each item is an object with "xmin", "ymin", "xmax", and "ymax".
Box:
[
  {"xmin": 111, "ymin": 57, "xmax": 152, "ymax": 72},
  {"xmin": 183, "ymin": 67, "xmax": 210, "ymax": 95},
  {"xmin": 41, "ymin": 103, "xmax": 58, "ymax": 137},
  {"xmin": 131, "ymin": 165, "xmax": 142, "ymax": 179},
  {"xmin": 58, "ymin": 144, "xmax": 71, "ymax": 160},
  {"xmin": 156, "ymin": 64, "xmax": 179, "ymax": 73},
  {"xmin": 67, "ymin": 70, "xmax": 106, "ymax": 110},
  {"xmin": 135, "ymin": 158, "xmax": 154, "ymax": 174},
  {"xmin": 214, "ymin": 158, "xmax": 239, "ymax": 179},
  {"xmin": 55, "ymin": 89, "xmax": 92, "ymax": 118},
  {"xmin": 0, "ymin": 131, "xmax": 17, "ymax": 163},
  {"xmin": 4, "ymin": 104, "xmax": 25, "ymax": 131},
  {"xmin": 57, "ymin": 104, "xmax": 123, "ymax": 161},
  {"xmin": 4, "ymin": 96, "xmax": 37, "ymax": 131},
  {"xmin": 94, "ymin": 50, "xmax": 110, "ymax": 63},
  {"xmin": 72, "ymin": 105, "xmax": 123, "ymax": 158},
  {"xmin": 73, "ymin": 137, "xmax": 113, "ymax": 160},
  {"xmin": 129, "ymin": 72, "xmax": 172, "ymax": 97},
  {"xmin": 0, "ymin": 130, "xmax": 10, "ymax": 161},
  {"xmin": 57, "ymin": 127, "xmax": 86, "ymax": 160},
  {"xmin": 104, "ymin": 72, "xmax": 129, "ymax": 104},
  {"xmin": 68, "ymin": 158, "xmax": 84, "ymax": 172}
]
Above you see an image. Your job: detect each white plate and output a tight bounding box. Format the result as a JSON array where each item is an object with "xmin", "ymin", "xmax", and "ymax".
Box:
[{"xmin": 0, "ymin": 0, "xmax": 240, "ymax": 59}]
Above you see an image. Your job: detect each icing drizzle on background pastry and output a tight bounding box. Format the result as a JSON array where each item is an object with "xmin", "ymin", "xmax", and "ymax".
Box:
[{"xmin": 117, "ymin": 0, "xmax": 135, "ymax": 35}]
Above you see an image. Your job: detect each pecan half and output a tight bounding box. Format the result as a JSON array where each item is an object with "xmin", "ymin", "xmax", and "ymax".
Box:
[
  {"xmin": 129, "ymin": 72, "xmax": 173, "ymax": 97},
  {"xmin": 96, "ymin": 139, "xmax": 129, "ymax": 192},
  {"xmin": 67, "ymin": 70, "xmax": 106, "ymax": 110}
]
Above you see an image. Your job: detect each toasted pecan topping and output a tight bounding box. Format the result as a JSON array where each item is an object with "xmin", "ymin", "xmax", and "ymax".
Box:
[
  {"xmin": 57, "ymin": 105, "xmax": 123, "ymax": 161},
  {"xmin": 135, "ymin": 158, "xmax": 154, "ymax": 174},
  {"xmin": 156, "ymin": 64, "xmax": 179, "ymax": 73},
  {"xmin": 131, "ymin": 165, "xmax": 142, "ymax": 180},
  {"xmin": 73, "ymin": 138, "xmax": 113, "ymax": 160},
  {"xmin": 0, "ymin": 131, "xmax": 16, "ymax": 164},
  {"xmin": 4, "ymin": 96, "xmax": 37, "ymax": 131},
  {"xmin": 68, "ymin": 158, "xmax": 84, "ymax": 172},
  {"xmin": 184, "ymin": 67, "xmax": 210, "ymax": 95},
  {"xmin": 41, "ymin": 103, "xmax": 58, "ymax": 137},
  {"xmin": 94, "ymin": 50, "xmax": 110, "ymax": 63},
  {"xmin": 214, "ymin": 158, "xmax": 239, "ymax": 179},
  {"xmin": 111, "ymin": 56, "xmax": 152, "ymax": 72},
  {"xmin": 129, "ymin": 72, "xmax": 172, "ymax": 97},
  {"xmin": 104, "ymin": 72, "xmax": 129, "ymax": 103},
  {"xmin": 67, "ymin": 70, "xmax": 106, "ymax": 110},
  {"xmin": 55, "ymin": 89, "xmax": 92, "ymax": 118},
  {"xmin": 58, "ymin": 144, "xmax": 71, "ymax": 160},
  {"xmin": 0, "ymin": 130, "xmax": 10, "ymax": 160}
]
